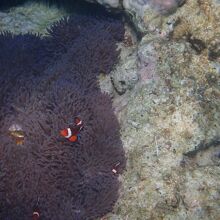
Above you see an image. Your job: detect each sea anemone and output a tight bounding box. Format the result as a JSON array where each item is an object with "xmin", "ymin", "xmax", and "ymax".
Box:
[{"xmin": 0, "ymin": 13, "xmax": 125, "ymax": 220}]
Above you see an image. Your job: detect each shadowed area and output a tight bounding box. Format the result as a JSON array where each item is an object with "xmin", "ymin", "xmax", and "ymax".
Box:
[
  {"xmin": 0, "ymin": 0, "xmax": 114, "ymax": 15},
  {"xmin": 0, "ymin": 13, "xmax": 126, "ymax": 220}
]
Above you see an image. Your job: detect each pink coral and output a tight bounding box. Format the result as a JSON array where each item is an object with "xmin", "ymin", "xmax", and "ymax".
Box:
[{"xmin": 137, "ymin": 43, "xmax": 160, "ymax": 84}]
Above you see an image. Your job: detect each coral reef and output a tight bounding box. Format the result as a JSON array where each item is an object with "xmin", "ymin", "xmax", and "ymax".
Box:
[
  {"xmin": 95, "ymin": 1, "xmax": 220, "ymax": 219},
  {"xmin": 1, "ymin": 0, "xmax": 220, "ymax": 219},
  {"xmin": 113, "ymin": 38, "xmax": 220, "ymax": 219},
  {"xmin": 0, "ymin": 13, "xmax": 125, "ymax": 220}
]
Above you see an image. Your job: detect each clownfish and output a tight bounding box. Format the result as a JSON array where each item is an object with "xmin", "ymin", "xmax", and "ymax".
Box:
[
  {"xmin": 112, "ymin": 162, "xmax": 120, "ymax": 175},
  {"xmin": 32, "ymin": 211, "xmax": 40, "ymax": 220},
  {"xmin": 60, "ymin": 117, "xmax": 83, "ymax": 142},
  {"xmin": 8, "ymin": 123, "xmax": 25, "ymax": 145}
]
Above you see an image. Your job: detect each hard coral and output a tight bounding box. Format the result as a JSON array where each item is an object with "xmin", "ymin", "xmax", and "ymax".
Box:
[{"xmin": 0, "ymin": 13, "xmax": 125, "ymax": 220}]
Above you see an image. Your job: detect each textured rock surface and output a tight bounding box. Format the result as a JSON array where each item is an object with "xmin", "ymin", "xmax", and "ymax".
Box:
[
  {"xmin": 87, "ymin": 0, "xmax": 120, "ymax": 8},
  {"xmin": 100, "ymin": 0, "xmax": 220, "ymax": 219},
  {"xmin": 84, "ymin": 0, "xmax": 186, "ymax": 33},
  {"xmin": 0, "ymin": 2, "xmax": 67, "ymax": 35},
  {"xmin": 112, "ymin": 38, "xmax": 220, "ymax": 219},
  {"xmin": 0, "ymin": 0, "xmax": 220, "ymax": 219}
]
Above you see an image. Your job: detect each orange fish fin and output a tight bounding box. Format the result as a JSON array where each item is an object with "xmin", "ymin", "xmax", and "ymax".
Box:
[
  {"xmin": 68, "ymin": 135, "xmax": 78, "ymax": 142},
  {"xmin": 60, "ymin": 129, "xmax": 68, "ymax": 137}
]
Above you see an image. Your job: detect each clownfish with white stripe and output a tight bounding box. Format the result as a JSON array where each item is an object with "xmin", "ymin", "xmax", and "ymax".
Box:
[
  {"xmin": 32, "ymin": 211, "xmax": 40, "ymax": 220},
  {"xmin": 60, "ymin": 117, "xmax": 83, "ymax": 142},
  {"xmin": 112, "ymin": 162, "xmax": 120, "ymax": 175}
]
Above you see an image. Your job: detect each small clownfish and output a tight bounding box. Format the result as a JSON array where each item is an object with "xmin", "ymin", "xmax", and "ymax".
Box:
[
  {"xmin": 8, "ymin": 123, "xmax": 25, "ymax": 145},
  {"xmin": 111, "ymin": 162, "xmax": 120, "ymax": 175},
  {"xmin": 60, "ymin": 117, "xmax": 83, "ymax": 142},
  {"xmin": 32, "ymin": 211, "xmax": 40, "ymax": 220}
]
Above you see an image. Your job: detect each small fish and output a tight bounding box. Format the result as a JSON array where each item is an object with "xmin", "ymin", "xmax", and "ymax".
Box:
[
  {"xmin": 8, "ymin": 123, "xmax": 25, "ymax": 145},
  {"xmin": 32, "ymin": 211, "xmax": 40, "ymax": 220},
  {"xmin": 111, "ymin": 162, "xmax": 120, "ymax": 175},
  {"xmin": 60, "ymin": 117, "xmax": 83, "ymax": 142}
]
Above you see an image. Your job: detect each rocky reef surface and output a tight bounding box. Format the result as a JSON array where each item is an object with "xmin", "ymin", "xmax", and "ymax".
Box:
[
  {"xmin": 0, "ymin": 2, "xmax": 67, "ymax": 35},
  {"xmin": 0, "ymin": 0, "xmax": 220, "ymax": 219}
]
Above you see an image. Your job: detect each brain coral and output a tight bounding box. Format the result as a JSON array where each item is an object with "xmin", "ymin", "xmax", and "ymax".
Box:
[{"xmin": 0, "ymin": 13, "xmax": 125, "ymax": 220}]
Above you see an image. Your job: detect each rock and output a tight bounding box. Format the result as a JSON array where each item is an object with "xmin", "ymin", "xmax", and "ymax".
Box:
[
  {"xmin": 96, "ymin": 1, "xmax": 220, "ymax": 218},
  {"xmin": 111, "ymin": 30, "xmax": 220, "ymax": 220},
  {"xmin": 148, "ymin": 0, "xmax": 184, "ymax": 14},
  {"xmin": 87, "ymin": 0, "xmax": 120, "ymax": 8},
  {"xmin": 99, "ymin": 74, "xmax": 114, "ymax": 97},
  {"xmin": 0, "ymin": 2, "xmax": 67, "ymax": 35},
  {"xmin": 137, "ymin": 37, "xmax": 160, "ymax": 84},
  {"xmin": 100, "ymin": 23, "xmax": 139, "ymax": 96},
  {"xmin": 111, "ymin": 48, "xmax": 138, "ymax": 95},
  {"xmin": 100, "ymin": 0, "xmax": 220, "ymax": 219},
  {"xmin": 87, "ymin": 0, "xmax": 186, "ymax": 33}
]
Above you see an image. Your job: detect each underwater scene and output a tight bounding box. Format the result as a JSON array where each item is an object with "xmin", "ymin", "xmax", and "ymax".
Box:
[{"xmin": 0, "ymin": 0, "xmax": 219, "ymax": 219}]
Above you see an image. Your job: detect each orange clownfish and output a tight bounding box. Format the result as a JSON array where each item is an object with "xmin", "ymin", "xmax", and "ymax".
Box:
[{"xmin": 60, "ymin": 117, "xmax": 83, "ymax": 142}]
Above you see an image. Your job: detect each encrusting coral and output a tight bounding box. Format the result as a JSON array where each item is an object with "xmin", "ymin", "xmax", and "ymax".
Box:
[{"xmin": 0, "ymin": 13, "xmax": 126, "ymax": 220}]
